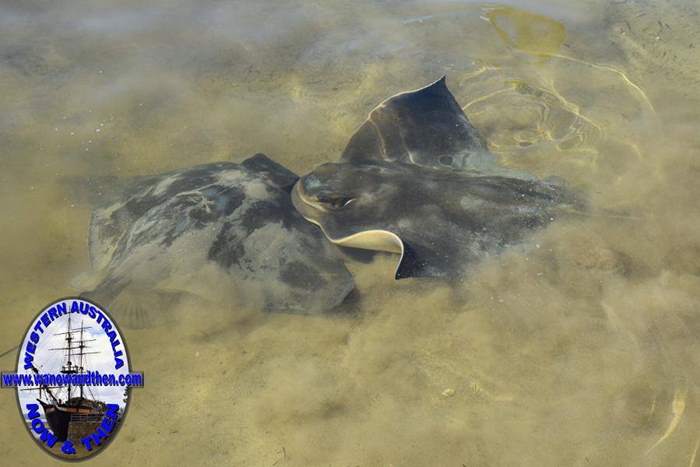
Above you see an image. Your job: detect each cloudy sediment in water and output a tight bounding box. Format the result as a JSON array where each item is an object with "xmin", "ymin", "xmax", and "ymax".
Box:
[{"xmin": 0, "ymin": 0, "xmax": 699, "ymax": 465}]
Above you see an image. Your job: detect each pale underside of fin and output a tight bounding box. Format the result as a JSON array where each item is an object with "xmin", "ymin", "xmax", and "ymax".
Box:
[
  {"xmin": 330, "ymin": 229, "xmax": 403, "ymax": 254},
  {"xmin": 294, "ymin": 204, "xmax": 410, "ymax": 280}
]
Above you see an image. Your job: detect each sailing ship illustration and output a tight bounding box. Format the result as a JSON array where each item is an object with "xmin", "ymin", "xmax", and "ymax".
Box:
[{"xmin": 24, "ymin": 314, "xmax": 109, "ymax": 442}]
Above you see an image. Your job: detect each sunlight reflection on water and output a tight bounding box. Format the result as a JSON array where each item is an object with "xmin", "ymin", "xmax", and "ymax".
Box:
[{"xmin": 0, "ymin": 1, "xmax": 699, "ymax": 465}]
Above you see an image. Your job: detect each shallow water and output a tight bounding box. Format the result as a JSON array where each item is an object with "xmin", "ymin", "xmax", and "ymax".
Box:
[{"xmin": 1, "ymin": 0, "xmax": 699, "ymax": 465}]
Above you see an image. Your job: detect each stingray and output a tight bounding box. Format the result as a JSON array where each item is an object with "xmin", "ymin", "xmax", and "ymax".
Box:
[
  {"xmin": 80, "ymin": 154, "xmax": 355, "ymax": 328},
  {"xmin": 292, "ymin": 77, "xmax": 582, "ymax": 279},
  {"xmin": 341, "ymin": 76, "xmax": 535, "ymax": 179}
]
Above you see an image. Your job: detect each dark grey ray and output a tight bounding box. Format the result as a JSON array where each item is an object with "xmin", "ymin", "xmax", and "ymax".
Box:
[
  {"xmin": 292, "ymin": 160, "xmax": 581, "ymax": 279},
  {"xmin": 81, "ymin": 153, "xmax": 355, "ymax": 328},
  {"xmin": 341, "ymin": 76, "xmax": 530, "ymax": 178},
  {"xmin": 292, "ymin": 77, "xmax": 582, "ymax": 278}
]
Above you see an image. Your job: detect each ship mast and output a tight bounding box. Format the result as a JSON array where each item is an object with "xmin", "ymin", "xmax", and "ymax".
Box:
[
  {"xmin": 79, "ymin": 320, "xmax": 84, "ymax": 400},
  {"xmin": 22, "ymin": 314, "xmax": 100, "ymax": 407},
  {"xmin": 50, "ymin": 315, "xmax": 98, "ymax": 403},
  {"xmin": 67, "ymin": 313, "xmax": 72, "ymax": 400}
]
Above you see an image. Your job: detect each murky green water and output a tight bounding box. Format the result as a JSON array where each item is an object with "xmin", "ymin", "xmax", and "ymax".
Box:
[{"xmin": 1, "ymin": 0, "xmax": 699, "ymax": 465}]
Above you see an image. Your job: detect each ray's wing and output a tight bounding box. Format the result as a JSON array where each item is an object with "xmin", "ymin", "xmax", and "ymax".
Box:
[
  {"xmin": 240, "ymin": 152, "xmax": 299, "ymax": 191},
  {"xmin": 392, "ymin": 174, "xmax": 582, "ymax": 280},
  {"xmin": 87, "ymin": 154, "xmax": 293, "ymax": 272},
  {"xmin": 341, "ymin": 76, "xmax": 489, "ymax": 170},
  {"xmin": 87, "ymin": 162, "xmax": 237, "ymax": 271}
]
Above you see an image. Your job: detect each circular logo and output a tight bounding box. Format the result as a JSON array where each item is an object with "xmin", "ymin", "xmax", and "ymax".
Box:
[{"xmin": 3, "ymin": 298, "xmax": 143, "ymax": 460}]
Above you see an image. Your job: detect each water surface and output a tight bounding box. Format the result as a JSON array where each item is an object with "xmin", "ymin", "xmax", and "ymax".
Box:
[{"xmin": 1, "ymin": 1, "xmax": 699, "ymax": 465}]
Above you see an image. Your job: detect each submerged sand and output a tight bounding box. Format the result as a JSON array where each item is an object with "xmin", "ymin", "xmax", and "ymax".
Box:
[{"xmin": 1, "ymin": 1, "xmax": 699, "ymax": 465}]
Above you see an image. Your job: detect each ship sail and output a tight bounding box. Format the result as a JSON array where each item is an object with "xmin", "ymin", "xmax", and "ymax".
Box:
[{"xmin": 22, "ymin": 313, "xmax": 107, "ymax": 442}]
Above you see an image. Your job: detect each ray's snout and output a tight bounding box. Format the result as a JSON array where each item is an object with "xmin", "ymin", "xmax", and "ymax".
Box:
[
  {"xmin": 293, "ymin": 165, "xmax": 357, "ymax": 217},
  {"xmin": 291, "ymin": 175, "xmax": 323, "ymax": 221}
]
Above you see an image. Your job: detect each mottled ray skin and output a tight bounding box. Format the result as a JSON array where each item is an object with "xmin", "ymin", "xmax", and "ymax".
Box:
[
  {"xmin": 293, "ymin": 160, "xmax": 578, "ymax": 279},
  {"xmin": 83, "ymin": 154, "xmax": 354, "ymax": 327},
  {"xmin": 292, "ymin": 77, "xmax": 581, "ymax": 279}
]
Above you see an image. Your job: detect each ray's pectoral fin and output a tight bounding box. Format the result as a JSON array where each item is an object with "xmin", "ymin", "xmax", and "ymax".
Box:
[
  {"xmin": 241, "ymin": 153, "xmax": 299, "ymax": 191},
  {"xmin": 335, "ymin": 245, "xmax": 378, "ymax": 264},
  {"xmin": 394, "ymin": 240, "xmax": 457, "ymax": 280},
  {"xmin": 340, "ymin": 120, "xmax": 384, "ymax": 165},
  {"xmin": 332, "ymin": 229, "xmax": 457, "ymax": 280},
  {"xmin": 341, "ymin": 76, "xmax": 488, "ymax": 170},
  {"xmin": 395, "ymin": 241, "xmax": 426, "ymax": 280}
]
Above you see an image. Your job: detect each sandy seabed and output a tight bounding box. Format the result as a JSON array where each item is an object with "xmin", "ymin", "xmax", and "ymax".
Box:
[{"xmin": 1, "ymin": 0, "xmax": 699, "ymax": 465}]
